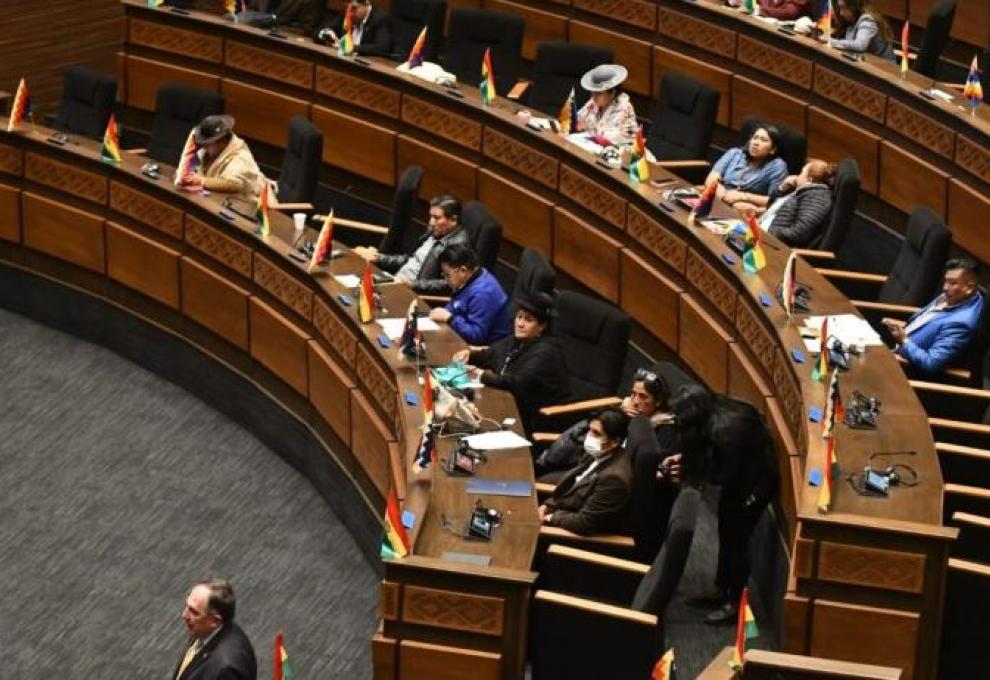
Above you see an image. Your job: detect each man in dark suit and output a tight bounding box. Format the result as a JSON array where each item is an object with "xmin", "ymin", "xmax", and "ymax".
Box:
[
  {"xmin": 173, "ymin": 579, "xmax": 257, "ymax": 680},
  {"xmin": 539, "ymin": 408, "xmax": 633, "ymax": 536},
  {"xmin": 311, "ymin": 0, "xmax": 393, "ymax": 58}
]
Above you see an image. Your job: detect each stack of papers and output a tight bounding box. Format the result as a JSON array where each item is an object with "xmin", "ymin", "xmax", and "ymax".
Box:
[
  {"xmin": 463, "ymin": 430, "xmax": 531, "ymax": 451},
  {"xmin": 333, "ymin": 274, "xmax": 361, "ymax": 288},
  {"xmin": 804, "ymin": 314, "xmax": 883, "ymax": 349},
  {"xmin": 377, "ymin": 316, "xmax": 441, "ymax": 340},
  {"xmin": 564, "ymin": 133, "xmax": 605, "ymax": 156}
]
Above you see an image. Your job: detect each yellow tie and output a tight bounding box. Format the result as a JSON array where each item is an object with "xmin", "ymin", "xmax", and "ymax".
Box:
[{"xmin": 176, "ymin": 639, "xmax": 202, "ymax": 679}]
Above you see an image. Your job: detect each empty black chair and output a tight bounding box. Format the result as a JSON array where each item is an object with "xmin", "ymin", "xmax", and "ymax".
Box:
[
  {"xmin": 939, "ymin": 558, "xmax": 990, "ymax": 679},
  {"xmin": 461, "ymin": 201, "xmax": 502, "ymax": 273},
  {"xmin": 738, "ymin": 116, "xmax": 806, "ymax": 176},
  {"xmin": 554, "ymin": 291, "xmax": 631, "ymax": 402},
  {"xmin": 275, "ymin": 116, "xmax": 323, "ymax": 206},
  {"xmin": 914, "ymin": 0, "xmax": 957, "ymax": 79},
  {"xmin": 512, "ymin": 248, "xmax": 556, "ymax": 311},
  {"xmin": 877, "ymin": 207, "xmax": 951, "ymax": 307},
  {"xmin": 813, "ymin": 158, "xmax": 860, "ymax": 253},
  {"xmin": 147, "ymin": 84, "xmax": 225, "ymax": 166},
  {"xmin": 391, "ymin": 0, "xmax": 446, "ymax": 63},
  {"xmin": 377, "ymin": 165, "xmax": 425, "ymax": 255},
  {"xmin": 647, "ymin": 72, "xmax": 720, "ymax": 184},
  {"xmin": 527, "ymin": 42, "xmax": 613, "ymax": 116},
  {"xmin": 444, "ymin": 8, "xmax": 524, "ymax": 95},
  {"xmin": 50, "ymin": 66, "xmax": 117, "ymax": 140}
]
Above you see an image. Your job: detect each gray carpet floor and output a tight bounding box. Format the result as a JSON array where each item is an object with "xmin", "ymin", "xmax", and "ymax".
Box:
[{"xmin": 0, "ymin": 308, "xmax": 377, "ymax": 679}]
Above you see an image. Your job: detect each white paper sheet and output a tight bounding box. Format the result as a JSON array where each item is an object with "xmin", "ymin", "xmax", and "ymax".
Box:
[
  {"xmin": 377, "ymin": 316, "xmax": 442, "ymax": 340},
  {"xmin": 334, "ymin": 274, "xmax": 361, "ymax": 288},
  {"xmin": 463, "ymin": 430, "xmax": 532, "ymax": 451},
  {"xmin": 805, "ymin": 314, "xmax": 883, "ymax": 347}
]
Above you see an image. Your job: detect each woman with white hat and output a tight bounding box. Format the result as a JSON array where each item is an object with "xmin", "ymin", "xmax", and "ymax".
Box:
[{"xmin": 576, "ymin": 64, "xmax": 638, "ymax": 149}]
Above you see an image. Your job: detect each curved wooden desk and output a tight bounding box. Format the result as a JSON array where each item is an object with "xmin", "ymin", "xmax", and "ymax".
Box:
[{"xmin": 22, "ymin": 2, "xmax": 956, "ymax": 677}]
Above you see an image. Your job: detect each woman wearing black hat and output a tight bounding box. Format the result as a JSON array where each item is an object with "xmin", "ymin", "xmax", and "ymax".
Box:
[
  {"xmin": 177, "ymin": 114, "xmax": 264, "ymax": 203},
  {"xmin": 452, "ymin": 291, "xmax": 570, "ymax": 437}
]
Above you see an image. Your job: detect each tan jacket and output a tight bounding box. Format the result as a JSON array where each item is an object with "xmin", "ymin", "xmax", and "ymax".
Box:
[{"xmin": 198, "ymin": 133, "xmax": 263, "ymax": 203}]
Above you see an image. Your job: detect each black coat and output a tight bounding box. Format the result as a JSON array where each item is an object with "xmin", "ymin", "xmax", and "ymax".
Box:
[
  {"xmin": 377, "ymin": 226, "xmax": 471, "ymax": 295},
  {"xmin": 470, "ymin": 335, "xmax": 571, "ymax": 436},
  {"xmin": 173, "ymin": 623, "xmax": 257, "ymax": 680},
  {"xmin": 311, "ymin": 6, "xmax": 393, "ymax": 58},
  {"xmin": 707, "ymin": 397, "xmax": 779, "ymax": 507},
  {"xmin": 544, "ymin": 448, "xmax": 633, "ymax": 535},
  {"xmin": 767, "ymin": 182, "xmax": 833, "ymax": 248}
]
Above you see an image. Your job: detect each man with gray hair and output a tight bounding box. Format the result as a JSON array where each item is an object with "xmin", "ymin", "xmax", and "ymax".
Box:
[{"xmin": 173, "ymin": 579, "xmax": 257, "ymax": 680}]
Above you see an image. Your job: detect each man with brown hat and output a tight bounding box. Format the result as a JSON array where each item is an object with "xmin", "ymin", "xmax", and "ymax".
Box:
[{"xmin": 177, "ymin": 115, "xmax": 264, "ymax": 203}]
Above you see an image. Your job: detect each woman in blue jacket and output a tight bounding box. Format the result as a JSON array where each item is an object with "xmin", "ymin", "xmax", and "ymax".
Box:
[{"xmin": 429, "ymin": 244, "xmax": 510, "ymax": 345}]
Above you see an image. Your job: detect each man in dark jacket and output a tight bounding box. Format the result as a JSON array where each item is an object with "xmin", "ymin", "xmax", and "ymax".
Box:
[
  {"xmin": 354, "ymin": 194, "xmax": 470, "ymax": 295},
  {"xmin": 173, "ymin": 579, "xmax": 257, "ymax": 680},
  {"xmin": 429, "ymin": 243, "xmax": 510, "ymax": 345},
  {"xmin": 539, "ymin": 408, "xmax": 633, "ymax": 535},
  {"xmin": 761, "ymin": 159, "xmax": 836, "ymax": 248},
  {"xmin": 311, "ymin": 0, "xmax": 393, "ymax": 58}
]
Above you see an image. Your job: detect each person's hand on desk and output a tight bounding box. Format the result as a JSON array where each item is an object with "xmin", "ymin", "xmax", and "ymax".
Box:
[
  {"xmin": 393, "ymin": 274, "xmax": 411, "ymax": 285},
  {"xmin": 178, "ymin": 173, "xmax": 204, "ymax": 192},
  {"xmin": 881, "ymin": 317, "xmax": 907, "ymax": 344},
  {"xmin": 722, "ymin": 189, "xmax": 748, "ymax": 205},
  {"xmin": 352, "ymin": 246, "xmax": 379, "ymax": 262},
  {"xmin": 429, "ymin": 307, "xmax": 452, "ymax": 323}
]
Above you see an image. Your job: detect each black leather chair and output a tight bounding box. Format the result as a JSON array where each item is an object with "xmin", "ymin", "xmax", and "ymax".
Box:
[
  {"xmin": 275, "ymin": 116, "xmax": 323, "ymax": 207},
  {"xmin": 647, "ymin": 72, "xmax": 720, "ymax": 185},
  {"xmin": 377, "ymin": 165, "xmax": 425, "ymax": 255},
  {"xmin": 527, "ymin": 42, "xmax": 613, "ymax": 116},
  {"xmin": 461, "ymin": 201, "xmax": 502, "ymax": 273},
  {"xmin": 554, "ymin": 291, "xmax": 631, "ymax": 402},
  {"xmin": 738, "ymin": 116, "xmax": 806, "ymax": 176},
  {"xmin": 951, "ymin": 512, "xmax": 990, "ymax": 563},
  {"xmin": 147, "ymin": 84, "xmax": 225, "ymax": 165},
  {"xmin": 808, "ymin": 158, "xmax": 861, "ymax": 254},
  {"xmin": 939, "ymin": 557, "xmax": 990, "ymax": 680},
  {"xmin": 876, "ymin": 207, "xmax": 951, "ymax": 307},
  {"xmin": 50, "ymin": 66, "xmax": 117, "ymax": 140},
  {"xmin": 913, "ymin": 0, "xmax": 957, "ymax": 79},
  {"xmin": 391, "ymin": 0, "xmax": 446, "ymax": 63},
  {"xmin": 444, "ymin": 8, "xmax": 524, "ymax": 95},
  {"xmin": 512, "ymin": 249, "xmax": 556, "ymax": 313}
]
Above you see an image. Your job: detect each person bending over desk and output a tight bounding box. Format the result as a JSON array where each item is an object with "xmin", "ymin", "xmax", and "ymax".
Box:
[
  {"xmin": 311, "ymin": 0, "xmax": 392, "ymax": 58},
  {"xmin": 756, "ymin": 159, "xmax": 837, "ymax": 248},
  {"xmin": 177, "ymin": 115, "xmax": 264, "ymax": 204},
  {"xmin": 576, "ymin": 64, "xmax": 638, "ymax": 149},
  {"xmin": 429, "ymin": 243, "xmax": 510, "ymax": 346},
  {"xmin": 354, "ymin": 194, "xmax": 469, "ymax": 294},
  {"xmin": 883, "ymin": 258, "xmax": 985, "ymax": 377},
  {"xmin": 829, "ymin": 0, "xmax": 895, "ymax": 59},
  {"xmin": 707, "ymin": 126, "xmax": 788, "ymax": 212},
  {"xmin": 538, "ymin": 408, "xmax": 633, "ymax": 536},
  {"xmin": 452, "ymin": 291, "xmax": 570, "ymax": 437}
]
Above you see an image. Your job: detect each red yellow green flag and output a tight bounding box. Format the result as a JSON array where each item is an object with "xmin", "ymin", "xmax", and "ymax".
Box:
[
  {"xmin": 900, "ymin": 21, "xmax": 910, "ymax": 75},
  {"xmin": 147, "ymin": 0, "xmax": 165, "ymax": 7},
  {"xmin": 308, "ymin": 210, "xmax": 335, "ymax": 273},
  {"xmin": 339, "ymin": 4, "xmax": 354, "ymax": 56},
  {"xmin": 692, "ymin": 178, "xmax": 717, "ymax": 218},
  {"xmin": 558, "ymin": 88, "xmax": 577, "ymax": 135},
  {"xmin": 101, "ymin": 114, "xmax": 122, "ymax": 164},
  {"xmin": 742, "ymin": 214, "xmax": 767, "ymax": 273},
  {"xmin": 358, "ymin": 261, "xmax": 375, "ymax": 323},
  {"xmin": 480, "ymin": 48, "xmax": 496, "ymax": 106},
  {"xmin": 423, "ymin": 367, "xmax": 435, "ymax": 422},
  {"xmin": 6, "ymin": 78, "xmax": 30, "ymax": 133},
  {"xmin": 629, "ymin": 125, "xmax": 650, "ymax": 184},
  {"xmin": 174, "ymin": 129, "xmax": 200, "ymax": 185},
  {"xmin": 651, "ymin": 648, "xmax": 675, "ymax": 679},
  {"xmin": 273, "ymin": 633, "xmax": 294, "ymax": 680},
  {"xmin": 811, "ymin": 317, "xmax": 829, "ymax": 381},
  {"xmin": 818, "ymin": 435, "xmax": 836, "ymax": 512},
  {"xmin": 405, "ymin": 27, "xmax": 427, "ymax": 68},
  {"xmin": 781, "ymin": 252, "xmax": 797, "ymax": 317},
  {"xmin": 255, "ymin": 182, "xmax": 271, "ymax": 238},
  {"xmin": 381, "ymin": 487, "xmax": 411, "ymax": 558},
  {"xmin": 963, "ymin": 54, "xmax": 984, "ymax": 111},
  {"xmin": 730, "ymin": 588, "xmax": 759, "ymax": 670}
]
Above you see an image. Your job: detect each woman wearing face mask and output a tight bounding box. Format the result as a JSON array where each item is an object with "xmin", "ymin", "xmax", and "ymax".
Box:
[
  {"xmin": 452, "ymin": 291, "xmax": 570, "ymax": 437},
  {"xmin": 707, "ymin": 126, "xmax": 789, "ymax": 211},
  {"xmin": 575, "ymin": 64, "xmax": 638, "ymax": 149},
  {"xmin": 538, "ymin": 408, "xmax": 633, "ymax": 536}
]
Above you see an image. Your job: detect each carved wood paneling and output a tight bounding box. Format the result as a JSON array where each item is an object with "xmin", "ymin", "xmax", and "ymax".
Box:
[
  {"xmin": 885, "ymin": 98, "xmax": 955, "ymax": 160},
  {"xmin": 735, "ymin": 296, "xmax": 776, "ymax": 372},
  {"xmin": 184, "ymin": 215, "xmax": 252, "ymax": 278},
  {"xmin": 625, "ymin": 204, "xmax": 687, "ymax": 274},
  {"xmin": 558, "ymin": 165, "xmax": 626, "ymax": 229},
  {"xmin": 355, "ymin": 343, "xmax": 398, "ymax": 424},
  {"xmin": 128, "ymin": 18, "xmax": 223, "ymax": 63},
  {"xmin": 225, "ymin": 41, "xmax": 314, "ymax": 89},
  {"xmin": 482, "ymin": 128, "xmax": 558, "ymax": 190},
  {"xmin": 773, "ymin": 349, "xmax": 805, "ymax": 455},
  {"xmin": 685, "ymin": 250, "xmax": 736, "ymax": 322},
  {"xmin": 380, "ymin": 581, "xmax": 400, "ymax": 621},
  {"xmin": 955, "ymin": 135, "xmax": 990, "ymax": 185},
  {"xmin": 573, "ymin": 0, "xmax": 657, "ymax": 30},
  {"xmin": 312, "ymin": 296, "xmax": 358, "ymax": 368},
  {"xmin": 736, "ymin": 35, "xmax": 812, "ymax": 89},
  {"xmin": 402, "ymin": 585, "xmax": 505, "ymax": 636},
  {"xmin": 401, "ymin": 96, "xmax": 481, "ymax": 152},
  {"xmin": 109, "ymin": 181, "xmax": 183, "ymax": 239},
  {"xmin": 25, "ymin": 152, "xmax": 107, "ymax": 206},
  {"xmin": 818, "ymin": 542, "xmax": 926, "ymax": 594},
  {"xmin": 0, "ymin": 143, "xmax": 24, "ymax": 176},
  {"xmin": 657, "ymin": 7, "xmax": 736, "ymax": 59},
  {"xmin": 794, "ymin": 537, "xmax": 815, "ymax": 579},
  {"xmin": 813, "ymin": 67, "xmax": 886, "ymax": 122},
  {"xmin": 253, "ymin": 254, "xmax": 314, "ymax": 321},
  {"xmin": 314, "ymin": 66, "xmax": 401, "ymax": 118}
]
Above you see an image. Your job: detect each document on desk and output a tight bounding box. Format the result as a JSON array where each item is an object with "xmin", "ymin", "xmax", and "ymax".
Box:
[
  {"xmin": 377, "ymin": 316, "xmax": 441, "ymax": 339},
  {"xmin": 464, "ymin": 430, "xmax": 531, "ymax": 451},
  {"xmin": 333, "ymin": 274, "xmax": 361, "ymax": 288},
  {"xmin": 466, "ymin": 479, "xmax": 534, "ymax": 497},
  {"xmin": 805, "ymin": 314, "xmax": 883, "ymax": 347}
]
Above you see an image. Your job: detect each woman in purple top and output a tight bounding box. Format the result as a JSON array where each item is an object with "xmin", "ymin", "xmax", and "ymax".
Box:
[
  {"xmin": 429, "ymin": 244, "xmax": 510, "ymax": 346},
  {"xmin": 706, "ymin": 125, "xmax": 789, "ymax": 213}
]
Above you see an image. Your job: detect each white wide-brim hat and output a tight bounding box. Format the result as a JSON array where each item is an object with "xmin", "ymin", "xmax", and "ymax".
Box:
[{"xmin": 580, "ymin": 64, "xmax": 629, "ymax": 92}]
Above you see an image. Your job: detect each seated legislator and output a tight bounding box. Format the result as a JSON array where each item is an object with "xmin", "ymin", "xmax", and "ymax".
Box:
[
  {"xmin": 882, "ymin": 259, "xmax": 986, "ymax": 376},
  {"xmin": 576, "ymin": 64, "xmax": 638, "ymax": 149},
  {"xmin": 538, "ymin": 408, "xmax": 633, "ymax": 536},
  {"xmin": 428, "ymin": 244, "xmax": 511, "ymax": 346},
  {"xmin": 757, "ymin": 160, "xmax": 837, "ymax": 248},
  {"xmin": 354, "ymin": 195, "xmax": 470, "ymax": 294},
  {"xmin": 757, "ymin": 0, "xmax": 813, "ymax": 20},
  {"xmin": 535, "ymin": 367, "xmax": 676, "ymax": 480},
  {"xmin": 311, "ymin": 0, "xmax": 392, "ymax": 58},
  {"xmin": 829, "ymin": 0, "xmax": 895, "ymax": 59},
  {"xmin": 177, "ymin": 115, "xmax": 263, "ymax": 204},
  {"xmin": 452, "ymin": 292, "xmax": 570, "ymax": 436},
  {"xmin": 707, "ymin": 126, "xmax": 788, "ymax": 211}
]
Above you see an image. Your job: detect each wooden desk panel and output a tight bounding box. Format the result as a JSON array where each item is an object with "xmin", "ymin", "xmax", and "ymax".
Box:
[
  {"xmin": 885, "ymin": 99, "xmax": 955, "ymax": 161},
  {"xmin": 398, "ymin": 640, "xmax": 501, "ymax": 680},
  {"xmin": 652, "ymin": 46, "xmax": 731, "ymax": 127},
  {"xmin": 128, "ymin": 17, "xmax": 224, "ymax": 63},
  {"xmin": 910, "ymin": 0, "xmax": 990, "ymax": 48},
  {"xmin": 874, "ymin": 0, "xmax": 907, "ymax": 19},
  {"xmin": 685, "ymin": 249, "xmax": 737, "ymax": 323},
  {"xmin": 311, "ymin": 105, "xmax": 397, "ymax": 187},
  {"xmin": 184, "ymin": 214, "xmax": 253, "ymax": 279},
  {"xmin": 0, "ymin": 184, "xmax": 20, "ymax": 243},
  {"xmin": 807, "ymin": 107, "xmax": 880, "ymax": 195},
  {"xmin": 625, "ymin": 203, "xmax": 687, "ymax": 275},
  {"xmin": 351, "ymin": 389, "xmax": 394, "ymax": 497},
  {"xmin": 397, "ymin": 136, "xmax": 478, "ymax": 204},
  {"xmin": 110, "ymin": 180, "xmax": 184, "ymax": 240},
  {"xmin": 221, "ymin": 79, "xmax": 310, "ymax": 148},
  {"xmin": 477, "ymin": 169, "xmax": 553, "ymax": 255},
  {"xmin": 22, "ymin": 192, "xmax": 105, "ymax": 274},
  {"xmin": 954, "ymin": 134, "xmax": 990, "ymax": 186},
  {"xmin": 558, "ymin": 164, "xmax": 626, "ymax": 230},
  {"xmin": 249, "ymin": 296, "xmax": 310, "ymax": 396},
  {"xmin": 225, "ymin": 40, "xmax": 314, "ymax": 90},
  {"xmin": 734, "ymin": 295, "xmax": 776, "ymax": 380},
  {"xmin": 619, "ymin": 248, "xmax": 681, "ymax": 350},
  {"xmin": 308, "ymin": 339, "xmax": 355, "ymax": 446},
  {"xmin": 568, "ymin": 20, "xmax": 652, "ymax": 96},
  {"xmin": 679, "ymin": 293, "xmax": 732, "ymax": 393},
  {"xmin": 656, "ymin": 6, "xmax": 737, "ymax": 60},
  {"xmin": 482, "ymin": 127, "xmax": 559, "ymax": 191},
  {"xmin": 312, "ymin": 294, "xmax": 358, "ymax": 369},
  {"xmin": 25, "ymin": 152, "xmax": 108, "ymax": 206},
  {"xmin": 355, "ymin": 343, "xmax": 400, "ymax": 428},
  {"xmin": 106, "ymin": 222, "xmax": 181, "ymax": 309},
  {"xmin": 813, "ymin": 66, "xmax": 887, "ymax": 124},
  {"xmin": 0, "ymin": 141, "xmax": 23, "ymax": 177},
  {"xmin": 402, "ymin": 96, "xmax": 482, "ymax": 153},
  {"xmin": 552, "ymin": 207, "xmax": 622, "ymax": 303},
  {"xmin": 947, "ymin": 179, "xmax": 990, "ymax": 266},
  {"xmin": 315, "ymin": 66, "xmax": 401, "ymax": 119},
  {"xmin": 253, "ymin": 253, "xmax": 314, "ymax": 322},
  {"xmin": 736, "ymin": 34, "xmax": 813, "ymax": 90},
  {"xmin": 810, "ymin": 600, "xmax": 919, "ymax": 680},
  {"xmin": 573, "ymin": 0, "xmax": 657, "ymax": 31},
  {"xmin": 728, "ymin": 342, "xmax": 771, "ymax": 416},
  {"xmin": 180, "ymin": 256, "xmax": 250, "ymax": 351},
  {"xmin": 879, "ymin": 141, "xmax": 948, "ymax": 219},
  {"xmin": 483, "ymin": 0, "xmax": 568, "ymax": 61},
  {"xmin": 730, "ymin": 76, "xmax": 807, "ymax": 134},
  {"xmin": 124, "ymin": 55, "xmax": 221, "ymax": 112}
]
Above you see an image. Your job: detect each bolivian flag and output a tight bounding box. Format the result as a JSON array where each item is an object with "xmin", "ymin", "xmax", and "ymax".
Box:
[
  {"xmin": 6, "ymin": 78, "xmax": 30, "ymax": 133},
  {"xmin": 629, "ymin": 125, "xmax": 650, "ymax": 184},
  {"xmin": 742, "ymin": 214, "xmax": 766, "ymax": 273},
  {"xmin": 273, "ymin": 633, "xmax": 294, "ymax": 680},
  {"xmin": 811, "ymin": 317, "xmax": 829, "ymax": 382},
  {"xmin": 339, "ymin": 3, "xmax": 354, "ymax": 56},
  {"xmin": 729, "ymin": 588, "xmax": 759, "ymax": 670},
  {"xmin": 651, "ymin": 648, "xmax": 675, "ymax": 679},
  {"xmin": 558, "ymin": 88, "xmax": 577, "ymax": 135},
  {"xmin": 381, "ymin": 487, "xmax": 411, "ymax": 558},
  {"xmin": 818, "ymin": 436, "xmax": 837, "ymax": 513},
  {"xmin": 174, "ymin": 129, "xmax": 200, "ymax": 185},
  {"xmin": 255, "ymin": 182, "xmax": 271, "ymax": 238},
  {"xmin": 101, "ymin": 114, "xmax": 122, "ymax": 164},
  {"xmin": 358, "ymin": 260, "xmax": 375, "ymax": 323},
  {"xmin": 147, "ymin": 0, "xmax": 165, "ymax": 7},
  {"xmin": 405, "ymin": 27, "xmax": 427, "ymax": 68},
  {"xmin": 308, "ymin": 210, "xmax": 334, "ymax": 273},
  {"xmin": 480, "ymin": 48, "xmax": 496, "ymax": 106}
]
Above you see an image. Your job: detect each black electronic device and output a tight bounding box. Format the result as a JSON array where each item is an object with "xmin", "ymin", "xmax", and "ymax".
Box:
[
  {"xmin": 372, "ymin": 272, "xmax": 393, "ymax": 285},
  {"xmin": 844, "ymin": 390, "xmax": 881, "ymax": 429},
  {"xmin": 466, "ymin": 500, "xmax": 501, "ymax": 540}
]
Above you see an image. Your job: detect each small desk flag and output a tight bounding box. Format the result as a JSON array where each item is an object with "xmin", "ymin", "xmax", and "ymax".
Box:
[
  {"xmin": 558, "ymin": 88, "xmax": 577, "ymax": 135},
  {"xmin": 308, "ymin": 211, "xmax": 334, "ymax": 273},
  {"xmin": 405, "ymin": 27, "xmax": 427, "ymax": 69},
  {"xmin": 480, "ymin": 48, "xmax": 496, "ymax": 106},
  {"xmin": 6, "ymin": 78, "xmax": 30, "ymax": 132},
  {"xmin": 101, "ymin": 114, "xmax": 122, "ymax": 164},
  {"xmin": 381, "ymin": 488, "xmax": 411, "ymax": 558},
  {"xmin": 255, "ymin": 182, "xmax": 271, "ymax": 238},
  {"xmin": 729, "ymin": 588, "xmax": 759, "ymax": 670},
  {"xmin": 273, "ymin": 633, "xmax": 293, "ymax": 680},
  {"xmin": 629, "ymin": 126, "xmax": 650, "ymax": 183},
  {"xmin": 358, "ymin": 261, "xmax": 375, "ymax": 323}
]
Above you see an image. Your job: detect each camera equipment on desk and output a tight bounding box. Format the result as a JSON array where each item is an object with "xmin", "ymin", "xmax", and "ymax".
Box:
[
  {"xmin": 440, "ymin": 500, "xmax": 502, "ymax": 541},
  {"xmin": 442, "ymin": 438, "xmax": 487, "ymax": 477},
  {"xmin": 826, "ymin": 337, "xmax": 860, "ymax": 370},
  {"xmin": 140, "ymin": 162, "xmax": 162, "ymax": 180},
  {"xmin": 844, "ymin": 390, "xmax": 881, "ymax": 429},
  {"xmin": 777, "ymin": 281, "xmax": 812, "ymax": 312},
  {"xmin": 848, "ymin": 451, "xmax": 919, "ymax": 497}
]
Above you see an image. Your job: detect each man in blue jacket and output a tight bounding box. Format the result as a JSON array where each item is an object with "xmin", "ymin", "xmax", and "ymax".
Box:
[
  {"xmin": 429, "ymin": 244, "xmax": 510, "ymax": 345},
  {"xmin": 883, "ymin": 258, "xmax": 985, "ymax": 376}
]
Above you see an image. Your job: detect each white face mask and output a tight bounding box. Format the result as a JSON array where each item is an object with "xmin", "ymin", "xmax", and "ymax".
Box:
[{"xmin": 584, "ymin": 433, "xmax": 606, "ymax": 456}]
